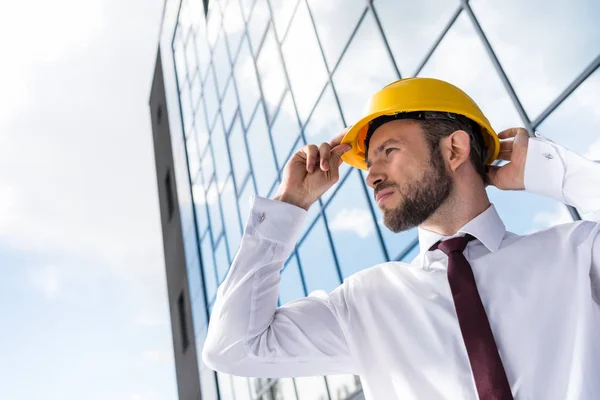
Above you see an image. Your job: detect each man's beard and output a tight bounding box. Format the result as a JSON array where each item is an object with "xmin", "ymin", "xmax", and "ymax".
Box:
[{"xmin": 379, "ymin": 150, "xmax": 453, "ymax": 233}]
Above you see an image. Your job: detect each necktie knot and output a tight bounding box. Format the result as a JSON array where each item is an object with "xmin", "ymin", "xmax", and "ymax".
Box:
[{"xmin": 430, "ymin": 234, "xmax": 475, "ymax": 255}]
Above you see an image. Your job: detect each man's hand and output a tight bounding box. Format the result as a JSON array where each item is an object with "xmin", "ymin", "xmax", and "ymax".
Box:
[
  {"xmin": 273, "ymin": 128, "xmax": 352, "ymax": 210},
  {"xmin": 486, "ymin": 127, "xmax": 529, "ymax": 190}
]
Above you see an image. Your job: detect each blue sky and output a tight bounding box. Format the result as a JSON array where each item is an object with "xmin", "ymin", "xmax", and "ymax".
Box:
[{"xmin": 0, "ymin": 0, "xmax": 176, "ymax": 399}]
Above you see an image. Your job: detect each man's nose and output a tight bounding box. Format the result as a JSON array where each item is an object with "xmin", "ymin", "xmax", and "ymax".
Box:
[{"xmin": 366, "ymin": 167, "xmax": 385, "ymax": 189}]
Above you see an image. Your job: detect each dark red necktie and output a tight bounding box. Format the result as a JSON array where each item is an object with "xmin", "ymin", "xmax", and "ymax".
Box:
[{"xmin": 431, "ymin": 235, "xmax": 513, "ymax": 400}]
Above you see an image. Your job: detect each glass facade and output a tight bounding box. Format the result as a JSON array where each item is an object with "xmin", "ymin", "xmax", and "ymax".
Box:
[{"xmin": 158, "ymin": 0, "xmax": 600, "ymax": 398}]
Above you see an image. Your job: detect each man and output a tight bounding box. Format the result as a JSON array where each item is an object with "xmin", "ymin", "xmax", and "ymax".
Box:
[{"xmin": 202, "ymin": 78, "xmax": 600, "ymax": 399}]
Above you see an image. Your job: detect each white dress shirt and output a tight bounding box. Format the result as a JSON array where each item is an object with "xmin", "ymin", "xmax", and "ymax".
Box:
[{"xmin": 202, "ymin": 137, "xmax": 600, "ymax": 399}]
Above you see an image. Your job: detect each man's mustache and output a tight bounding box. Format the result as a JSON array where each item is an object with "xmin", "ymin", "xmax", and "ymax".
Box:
[{"xmin": 374, "ymin": 182, "xmax": 398, "ymax": 201}]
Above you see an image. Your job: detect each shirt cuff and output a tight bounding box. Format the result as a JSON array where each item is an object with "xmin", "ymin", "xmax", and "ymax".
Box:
[
  {"xmin": 244, "ymin": 195, "xmax": 308, "ymax": 246},
  {"xmin": 524, "ymin": 137, "xmax": 566, "ymax": 203}
]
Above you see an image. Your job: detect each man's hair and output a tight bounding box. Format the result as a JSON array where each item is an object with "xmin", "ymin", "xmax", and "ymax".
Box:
[
  {"xmin": 419, "ymin": 118, "xmax": 487, "ymax": 182},
  {"xmin": 364, "ymin": 112, "xmax": 487, "ymax": 182}
]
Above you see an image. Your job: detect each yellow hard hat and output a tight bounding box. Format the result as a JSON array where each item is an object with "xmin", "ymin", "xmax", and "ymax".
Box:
[{"xmin": 340, "ymin": 77, "xmax": 500, "ymax": 170}]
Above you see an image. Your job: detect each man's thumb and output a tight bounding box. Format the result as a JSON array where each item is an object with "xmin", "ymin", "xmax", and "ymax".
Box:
[{"xmin": 331, "ymin": 144, "xmax": 352, "ymax": 160}]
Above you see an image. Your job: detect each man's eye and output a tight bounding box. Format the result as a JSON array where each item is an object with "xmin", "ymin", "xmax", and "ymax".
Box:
[{"xmin": 385, "ymin": 148, "xmax": 396, "ymax": 156}]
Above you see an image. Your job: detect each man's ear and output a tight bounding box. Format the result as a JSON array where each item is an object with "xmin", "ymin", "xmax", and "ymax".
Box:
[{"xmin": 442, "ymin": 130, "xmax": 471, "ymax": 172}]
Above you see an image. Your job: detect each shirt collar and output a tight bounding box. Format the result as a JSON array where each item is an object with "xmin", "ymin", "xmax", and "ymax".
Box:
[{"xmin": 417, "ymin": 203, "xmax": 506, "ymax": 259}]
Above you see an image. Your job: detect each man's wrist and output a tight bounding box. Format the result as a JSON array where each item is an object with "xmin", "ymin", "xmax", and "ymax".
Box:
[{"xmin": 272, "ymin": 191, "xmax": 311, "ymax": 211}]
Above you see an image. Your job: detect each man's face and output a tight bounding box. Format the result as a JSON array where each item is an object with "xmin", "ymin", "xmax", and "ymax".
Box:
[{"xmin": 365, "ymin": 119, "xmax": 453, "ymax": 233}]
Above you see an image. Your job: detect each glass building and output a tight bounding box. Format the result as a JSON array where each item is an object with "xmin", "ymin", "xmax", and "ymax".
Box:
[{"xmin": 149, "ymin": 0, "xmax": 599, "ymax": 398}]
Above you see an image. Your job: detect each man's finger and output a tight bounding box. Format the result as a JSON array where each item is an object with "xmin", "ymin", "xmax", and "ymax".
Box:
[
  {"xmin": 305, "ymin": 144, "xmax": 319, "ymax": 173},
  {"xmin": 496, "ymin": 151, "xmax": 512, "ymax": 161},
  {"xmin": 499, "ymin": 139, "xmax": 514, "ymax": 153},
  {"xmin": 497, "ymin": 127, "xmax": 525, "ymax": 140},
  {"xmin": 331, "ymin": 144, "xmax": 352, "ymax": 159},
  {"xmin": 319, "ymin": 142, "xmax": 332, "ymax": 171},
  {"xmin": 328, "ymin": 126, "xmax": 352, "ymax": 148}
]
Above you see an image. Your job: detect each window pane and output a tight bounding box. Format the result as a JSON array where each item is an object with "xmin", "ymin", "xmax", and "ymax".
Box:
[
  {"xmin": 272, "ymin": 378, "xmax": 298, "ymax": 400},
  {"xmin": 257, "ymin": 27, "xmax": 288, "ymax": 121},
  {"xmin": 281, "ymin": 1, "xmax": 328, "ymax": 123},
  {"xmin": 307, "ymin": 0, "xmax": 367, "ymax": 69},
  {"xmin": 190, "ymin": 70, "xmax": 202, "ymax": 113},
  {"xmin": 326, "ymin": 374, "xmax": 361, "ymax": 400},
  {"xmin": 228, "ymin": 116, "xmax": 251, "ymax": 191},
  {"xmin": 234, "ymin": 37, "xmax": 261, "ymax": 126},
  {"xmin": 332, "ymin": 10, "xmax": 398, "ymax": 125},
  {"xmin": 174, "ymin": 33, "xmax": 188, "ymax": 88},
  {"xmin": 250, "ymin": 378, "xmax": 273, "ymax": 397},
  {"xmin": 224, "ymin": 0, "xmax": 246, "ymax": 59},
  {"xmin": 203, "ymin": 67, "xmax": 220, "ymax": 128},
  {"xmin": 186, "ymin": 242, "xmax": 202, "ymax": 301},
  {"xmin": 180, "ymin": 85, "xmax": 194, "ymax": 136},
  {"xmin": 271, "ymin": 93, "xmax": 300, "ymax": 167},
  {"xmin": 374, "ymin": 0, "xmax": 459, "ymax": 76},
  {"xmin": 470, "ymin": 0, "xmax": 600, "ymax": 120},
  {"xmin": 193, "ymin": 21, "xmax": 211, "ymax": 81},
  {"xmin": 297, "ymin": 218, "xmax": 341, "ymax": 294},
  {"xmin": 221, "ymin": 177, "xmax": 243, "ymax": 257},
  {"xmin": 294, "ymin": 376, "xmax": 328, "ymax": 400},
  {"xmin": 217, "ymin": 373, "xmax": 235, "ymax": 400},
  {"xmin": 303, "ymin": 85, "xmax": 344, "ymax": 146},
  {"xmin": 360, "ymin": 169, "xmax": 418, "ymax": 261},
  {"xmin": 186, "ymin": 131, "xmax": 201, "ymax": 182},
  {"xmin": 270, "ymin": 0, "xmax": 299, "ymax": 39},
  {"xmin": 201, "ymin": 145, "xmax": 215, "ymax": 185},
  {"xmin": 240, "ymin": 0, "xmax": 256, "ymax": 21},
  {"xmin": 214, "ymin": 32, "xmax": 232, "ymax": 96},
  {"xmin": 207, "ymin": 180, "xmax": 223, "ymax": 239},
  {"xmin": 325, "ymin": 170, "xmax": 386, "ymax": 278},
  {"xmin": 246, "ymin": 105, "xmax": 278, "ymax": 196},
  {"xmin": 221, "ymin": 79, "xmax": 238, "ymax": 131},
  {"xmin": 206, "ymin": 3, "xmax": 222, "ymax": 48},
  {"xmin": 192, "ymin": 179, "xmax": 210, "ymax": 237},
  {"xmin": 301, "ymin": 198, "xmax": 322, "ymax": 239},
  {"xmin": 200, "ymin": 236, "xmax": 217, "ymax": 302},
  {"xmin": 248, "ymin": 0, "xmax": 271, "ymax": 53},
  {"xmin": 194, "ymin": 104, "xmax": 210, "ymax": 155},
  {"xmin": 185, "ymin": 30, "xmax": 198, "ymax": 76},
  {"xmin": 418, "ymin": 12, "xmax": 523, "ymax": 132},
  {"xmin": 238, "ymin": 178, "xmax": 257, "ymax": 226},
  {"xmin": 200, "ymin": 365, "xmax": 219, "ymax": 400},
  {"xmin": 215, "ymin": 237, "xmax": 230, "ymax": 283},
  {"xmin": 211, "ymin": 120, "xmax": 232, "ymax": 189},
  {"xmin": 279, "ymin": 256, "xmax": 306, "ymax": 305},
  {"xmin": 401, "ymin": 243, "xmax": 420, "ymax": 264},
  {"xmin": 232, "ymin": 376, "xmax": 252, "ymax": 400}
]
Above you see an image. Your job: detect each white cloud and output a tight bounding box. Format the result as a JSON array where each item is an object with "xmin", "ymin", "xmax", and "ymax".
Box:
[
  {"xmin": 329, "ymin": 208, "xmax": 374, "ymax": 238},
  {"xmin": 28, "ymin": 265, "xmax": 61, "ymax": 299},
  {"xmin": 142, "ymin": 348, "xmax": 173, "ymax": 365},
  {"xmin": 532, "ymin": 204, "xmax": 573, "ymax": 231},
  {"xmin": 0, "ymin": 0, "xmax": 104, "ymax": 126}
]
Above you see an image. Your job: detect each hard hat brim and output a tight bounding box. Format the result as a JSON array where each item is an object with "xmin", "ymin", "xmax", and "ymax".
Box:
[{"xmin": 340, "ymin": 109, "xmax": 500, "ymax": 171}]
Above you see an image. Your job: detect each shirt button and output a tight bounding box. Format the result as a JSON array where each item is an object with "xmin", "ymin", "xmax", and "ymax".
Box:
[{"xmin": 258, "ymin": 212, "xmax": 266, "ymax": 223}]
